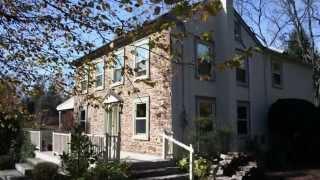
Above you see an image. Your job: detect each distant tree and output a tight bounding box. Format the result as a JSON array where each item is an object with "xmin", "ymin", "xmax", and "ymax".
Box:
[{"xmin": 284, "ymin": 29, "xmax": 312, "ymax": 60}]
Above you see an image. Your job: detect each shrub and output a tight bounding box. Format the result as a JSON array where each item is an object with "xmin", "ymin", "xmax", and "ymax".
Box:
[
  {"xmin": 18, "ymin": 131, "xmax": 35, "ymax": 162},
  {"xmin": 85, "ymin": 161, "xmax": 130, "ymax": 180},
  {"xmin": 0, "ymin": 155, "xmax": 14, "ymax": 170},
  {"xmin": 178, "ymin": 156, "xmax": 212, "ymax": 179},
  {"xmin": 32, "ymin": 162, "xmax": 59, "ymax": 180},
  {"xmin": 60, "ymin": 126, "xmax": 97, "ymax": 179}
]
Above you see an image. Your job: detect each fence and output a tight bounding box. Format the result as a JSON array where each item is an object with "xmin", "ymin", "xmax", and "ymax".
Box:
[
  {"xmin": 52, "ymin": 132, "xmax": 120, "ymax": 161},
  {"xmin": 28, "ymin": 130, "xmax": 41, "ymax": 150},
  {"xmin": 52, "ymin": 132, "xmax": 71, "ymax": 155},
  {"xmin": 27, "ymin": 129, "xmax": 53, "ymax": 151}
]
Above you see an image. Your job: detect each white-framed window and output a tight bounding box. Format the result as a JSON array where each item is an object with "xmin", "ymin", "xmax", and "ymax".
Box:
[
  {"xmin": 134, "ymin": 38, "xmax": 150, "ymax": 79},
  {"xmin": 95, "ymin": 60, "xmax": 104, "ymax": 90},
  {"xmin": 112, "ymin": 49, "xmax": 125, "ymax": 85},
  {"xmin": 133, "ymin": 96, "xmax": 149, "ymax": 140},
  {"xmin": 235, "ymin": 51, "xmax": 249, "ymax": 85},
  {"xmin": 237, "ymin": 101, "xmax": 250, "ymax": 136},
  {"xmin": 79, "ymin": 65, "xmax": 88, "ymax": 93},
  {"xmin": 79, "ymin": 106, "xmax": 87, "ymax": 132},
  {"xmin": 196, "ymin": 97, "xmax": 216, "ymax": 132},
  {"xmin": 195, "ymin": 39, "xmax": 214, "ymax": 80},
  {"xmin": 234, "ymin": 20, "xmax": 242, "ymax": 42},
  {"xmin": 271, "ymin": 61, "xmax": 283, "ymax": 88}
]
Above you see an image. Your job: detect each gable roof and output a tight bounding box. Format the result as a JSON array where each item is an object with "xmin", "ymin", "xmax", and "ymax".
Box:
[
  {"xmin": 57, "ymin": 97, "xmax": 74, "ymax": 111},
  {"xmin": 73, "ymin": 6, "xmax": 310, "ymax": 67},
  {"xmin": 73, "ymin": 13, "xmax": 178, "ymax": 66}
]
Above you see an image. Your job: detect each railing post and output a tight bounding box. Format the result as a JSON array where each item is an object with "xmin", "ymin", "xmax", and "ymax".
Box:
[
  {"xmin": 162, "ymin": 133, "xmax": 167, "ymax": 160},
  {"xmin": 68, "ymin": 133, "xmax": 72, "ymax": 154},
  {"xmin": 105, "ymin": 133, "xmax": 109, "ymax": 162},
  {"xmin": 189, "ymin": 144, "xmax": 194, "ymax": 180}
]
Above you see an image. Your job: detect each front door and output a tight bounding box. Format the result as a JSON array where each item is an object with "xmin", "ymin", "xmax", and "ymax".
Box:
[{"xmin": 105, "ymin": 104, "xmax": 120, "ymax": 136}]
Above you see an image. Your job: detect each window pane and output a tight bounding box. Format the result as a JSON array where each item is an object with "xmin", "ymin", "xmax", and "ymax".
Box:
[
  {"xmin": 80, "ymin": 110, "xmax": 85, "ymax": 121},
  {"xmin": 96, "ymin": 75, "xmax": 103, "ymax": 87},
  {"xmin": 80, "ymin": 81, "xmax": 87, "ymax": 91},
  {"xmin": 272, "ymin": 62, "xmax": 281, "ymax": 72},
  {"xmin": 237, "ymin": 106, "xmax": 247, "ymax": 119},
  {"xmin": 115, "ymin": 53, "xmax": 124, "ymax": 69},
  {"xmin": 114, "ymin": 69, "xmax": 122, "ymax": 82},
  {"xmin": 136, "ymin": 44, "xmax": 149, "ymax": 62},
  {"xmin": 236, "ymin": 68, "xmax": 246, "ymax": 83},
  {"xmin": 96, "ymin": 62, "xmax": 103, "ymax": 74},
  {"xmin": 237, "ymin": 121, "xmax": 247, "ymax": 135},
  {"xmin": 272, "ymin": 74, "xmax": 281, "ymax": 85},
  {"xmin": 196, "ymin": 42, "xmax": 213, "ymax": 78},
  {"xmin": 199, "ymin": 102, "xmax": 213, "ymax": 118},
  {"xmin": 136, "ymin": 103, "xmax": 146, "ymax": 118},
  {"xmin": 135, "ymin": 60, "xmax": 146, "ymax": 76},
  {"xmin": 136, "ymin": 119, "xmax": 146, "ymax": 134},
  {"xmin": 197, "ymin": 43, "xmax": 210, "ymax": 61}
]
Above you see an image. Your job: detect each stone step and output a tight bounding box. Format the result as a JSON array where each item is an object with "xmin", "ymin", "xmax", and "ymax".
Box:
[
  {"xmin": 15, "ymin": 163, "xmax": 33, "ymax": 176},
  {"xmin": 25, "ymin": 158, "xmax": 46, "ymax": 166},
  {"xmin": 136, "ymin": 173, "xmax": 189, "ymax": 180},
  {"xmin": 132, "ymin": 166, "xmax": 182, "ymax": 178},
  {"xmin": 130, "ymin": 160, "xmax": 176, "ymax": 171}
]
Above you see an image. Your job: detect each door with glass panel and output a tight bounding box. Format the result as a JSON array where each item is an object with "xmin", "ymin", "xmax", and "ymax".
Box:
[{"xmin": 105, "ymin": 104, "xmax": 120, "ymax": 136}]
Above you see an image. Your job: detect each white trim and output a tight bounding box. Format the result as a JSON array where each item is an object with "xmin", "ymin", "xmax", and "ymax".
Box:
[
  {"xmin": 133, "ymin": 96, "xmax": 150, "ymax": 140},
  {"xmin": 133, "ymin": 38, "xmax": 150, "ymax": 80}
]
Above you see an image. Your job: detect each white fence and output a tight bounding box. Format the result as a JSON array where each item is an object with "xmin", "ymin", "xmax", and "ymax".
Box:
[
  {"xmin": 52, "ymin": 132, "xmax": 71, "ymax": 155},
  {"xmin": 52, "ymin": 132, "xmax": 120, "ymax": 162},
  {"xmin": 28, "ymin": 130, "xmax": 41, "ymax": 150},
  {"xmin": 162, "ymin": 131, "xmax": 194, "ymax": 180}
]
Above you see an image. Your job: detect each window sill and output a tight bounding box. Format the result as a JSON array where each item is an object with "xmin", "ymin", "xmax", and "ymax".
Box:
[
  {"xmin": 237, "ymin": 82, "xmax": 249, "ymax": 88},
  {"xmin": 95, "ymin": 86, "xmax": 104, "ymax": 91},
  {"xmin": 272, "ymin": 84, "xmax": 283, "ymax": 89},
  {"xmin": 134, "ymin": 75, "xmax": 150, "ymax": 82},
  {"xmin": 110, "ymin": 81, "xmax": 124, "ymax": 88},
  {"xmin": 133, "ymin": 134, "xmax": 149, "ymax": 141}
]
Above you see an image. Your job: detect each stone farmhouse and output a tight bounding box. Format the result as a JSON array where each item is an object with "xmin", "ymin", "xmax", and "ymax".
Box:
[{"xmin": 63, "ymin": 0, "xmax": 313, "ymax": 158}]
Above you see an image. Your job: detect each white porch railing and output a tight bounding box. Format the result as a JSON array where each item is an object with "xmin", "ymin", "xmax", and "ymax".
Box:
[
  {"xmin": 52, "ymin": 132, "xmax": 120, "ymax": 162},
  {"xmin": 28, "ymin": 130, "xmax": 41, "ymax": 150},
  {"xmin": 162, "ymin": 131, "xmax": 194, "ymax": 180},
  {"xmin": 52, "ymin": 132, "xmax": 71, "ymax": 155}
]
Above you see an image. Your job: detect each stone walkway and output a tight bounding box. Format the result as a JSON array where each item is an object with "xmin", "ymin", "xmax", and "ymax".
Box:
[
  {"xmin": 266, "ymin": 169, "xmax": 320, "ymax": 180},
  {"xmin": 0, "ymin": 169, "xmax": 24, "ymax": 179}
]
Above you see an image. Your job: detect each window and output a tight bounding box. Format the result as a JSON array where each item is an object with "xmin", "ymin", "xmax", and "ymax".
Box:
[
  {"xmin": 234, "ymin": 20, "xmax": 242, "ymax": 42},
  {"xmin": 195, "ymin": 40, "xmax": 214, "ymax": 80},
  {"xmin": 95, "ymin": 61, "xmax": 104, "ymax": 89},
  {"xmin": 133, "ymin": 97, "xmax": 149, "ymax": 139},
  {"xmin": 79, "ymin": 66, "xmax": 88, "ymax": 93},
  {"xmin": 79, "ymin": 107, "xmax": 86, "ymax": 132},
  {"xmin": 235, "ymin": 51, "xmax": 249, "ymax": 85},
  {"xmin": 237, "ymin": 102, "xmax": 250, "ymax": 136},
  {"xmin": 112, "ymin": 49, "xmax": 124, "ymax": 84},
  {"xmin": 271, "ymin": 61, "xmax": 282, "ymax": 88},
  {"xmin": 134, "ymin": 38, "xmax": 149, "ymax": 78},
  {"xmin": 196, "ymin": 97, "xmax": 216, "ymax": 132}
]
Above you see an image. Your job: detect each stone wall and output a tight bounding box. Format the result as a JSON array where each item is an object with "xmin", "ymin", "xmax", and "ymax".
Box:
[{"xmin": 74, "ymin": 29, "xmax": 173, "ymax": 155}]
